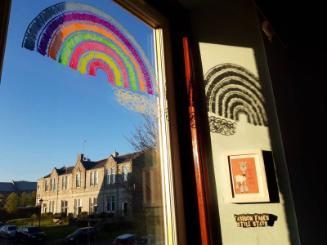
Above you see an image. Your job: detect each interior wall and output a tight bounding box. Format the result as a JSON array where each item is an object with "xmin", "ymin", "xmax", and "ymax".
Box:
[{"xmin": 188, "ymin": 0, "xmax": 300, "ymax": 244}]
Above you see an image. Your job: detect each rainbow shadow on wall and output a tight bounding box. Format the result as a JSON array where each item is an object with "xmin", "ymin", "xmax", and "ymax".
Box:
[
  {"xmin": 22, "ymin": 2, "xmax": 156, "ymax": 95},
  {"xmin": 205, "ymin": 63, "xmax": 268, "ymax": 135}
]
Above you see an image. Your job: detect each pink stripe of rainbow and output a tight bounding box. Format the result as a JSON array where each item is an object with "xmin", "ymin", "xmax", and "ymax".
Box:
[{"xmin": 70, "ymin": 41, "xmax": 129, "ymax": 89}]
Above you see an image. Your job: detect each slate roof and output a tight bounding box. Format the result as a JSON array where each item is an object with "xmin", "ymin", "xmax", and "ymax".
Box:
[
  {"xmin": 42, "ymin": 151, "xmax": 142, "ymax": 178},
  {"xmin": 0, "ymin": 182, "xmax": 15, "ymax": 192},
  {"xmin": 0, "ymin": 181, "xmax": 37, "ymax": 193},
  {"xmin": 56, "ymin": 166, "xmax": 74, "ymax": 175},
  {"xmin": 114, "ymin": 152, "xmax": 142, "ymax": 163},
  {"xmin": 12, "ymin": 181, "xmax": 36, "ymax": 191}
]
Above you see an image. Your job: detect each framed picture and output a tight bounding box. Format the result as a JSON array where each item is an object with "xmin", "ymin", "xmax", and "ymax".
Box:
[{"xmin": 227, "ymin": 150, "xmax": 269, "ymax": 203}]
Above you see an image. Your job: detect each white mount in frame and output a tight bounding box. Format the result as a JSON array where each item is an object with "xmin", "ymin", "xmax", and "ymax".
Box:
[{"xmin": 225, "ymin": 149, "xmax": 270, "ymax": 203}]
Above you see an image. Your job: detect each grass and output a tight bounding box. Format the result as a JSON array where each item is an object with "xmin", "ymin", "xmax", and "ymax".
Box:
[
  {"xmin": 5, "ymin": 217, "xmax": 139, "ymax": 243},
  {"xmin": 6, "ymin": 217, "xmax": 73, "ymax": 241}
]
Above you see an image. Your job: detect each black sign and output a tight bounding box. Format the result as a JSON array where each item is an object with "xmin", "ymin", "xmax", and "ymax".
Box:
[{"xmin": 234, "ymin": 213, "xmax": 278, "ymax": 228}]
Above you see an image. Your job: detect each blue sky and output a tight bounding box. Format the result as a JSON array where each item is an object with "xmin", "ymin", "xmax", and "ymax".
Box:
[{"xmin": 0, "ymin": 0, "xmax": 155, "ymax": 182}]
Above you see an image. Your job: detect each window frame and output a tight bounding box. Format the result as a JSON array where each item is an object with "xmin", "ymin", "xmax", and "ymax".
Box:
[
  {"xmin": 0, "ymin": 1, "xmax": 187, "ymax": 244},
  {"xmin": 113, "ymin": 1, "xmax": 187, "ymax": 244},
  {"xmin": 0, "ymin": 0, "xmax": 10, "ymax": 82}
]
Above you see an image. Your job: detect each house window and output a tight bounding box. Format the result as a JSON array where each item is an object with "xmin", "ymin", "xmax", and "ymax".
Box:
[
  {"xmin": 61, "ymin": 200, "xmax": 68, "ymax": 214},
  {"xmin": 76, "ymin": 172, "xmax": 81, "ymax": 188},
  {"xmin": 122, "ymin": 202, "xmax": 128, "ymax": 216},
  {"xmin": 95, "ymin": 171, "xmax": 98, "ymax": 185},
  {"xmin": 50, "ymin": 178, "xmax": 56, "ymax": 191},
  {"xmin": 106, "ymin": 195, "xmax": 116, "ymax": 213},
  {"xmin": 49, "ymin": 200, "xmax": 55, "ymax": 213},
  {"xmin": 43, "ymin": 203, "xmax": 47, "ymax": 213},
  {"xmin": 110, "ymin": 196, "xmax": 116, "ymax": 212},
  {"xmin": 123, "ymin": 166, "xmax": 128, "ymax": 182},
  {"xmin": 90, "ymin": 171, "xmax": 99, "ymax": 186},
  {"xmin": 74, "ymin": 199, "xmax": 82, "ymax": 215},
  {"xmin": 62, "ymin": 175, "xmax": 68, "ymax": 190},
  {"xmin": 89, "ymin": 197, "xmax": 98, "ymax": 213},
  {"xmin": 90, "ymin": 171, "xmax": 94, "ymax": 186},
  {"xmin": 106, "ymin": 169, "xmax": 111, "ymax": 185},
  {"xmin": 53, "ymin": 179, "xmax": 56, "ymax": 191},
  {"xmin": 111, "ymin": 167, "xmax": 116, "ymax": 184},
  {"xmin": 45, "ymin": 180, "xmax": 48, "ymax": 192}
]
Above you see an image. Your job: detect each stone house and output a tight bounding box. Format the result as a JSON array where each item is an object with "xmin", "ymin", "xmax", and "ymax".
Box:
[{"xmin": 36, "ymin": 150, "xmax": 162, "ymax": 221}]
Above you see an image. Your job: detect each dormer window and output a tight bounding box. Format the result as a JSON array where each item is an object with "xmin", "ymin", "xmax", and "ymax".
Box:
[
  {"xmin": 76, "ymin": 171, "xmax": 81, "ymax": 188},
  {"xmin": 45, "ymin": 180, "xmax": 48, "ymax": 191},
  {"xmin": 62, "ymin": 175, "xmax": 68, "ymax": 190},
  {"xmin": 50, "ymin": 178, "xmax": 56, "ymax": 191},
  {"xmin": 90, "ymin": 171, "xmax": 98, "ymax": 186}
]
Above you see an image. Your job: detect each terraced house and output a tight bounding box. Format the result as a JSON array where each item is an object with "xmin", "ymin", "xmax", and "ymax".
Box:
[{"xmin": 36, "ymin": 150, "xmax": 161, "ymax": 219}]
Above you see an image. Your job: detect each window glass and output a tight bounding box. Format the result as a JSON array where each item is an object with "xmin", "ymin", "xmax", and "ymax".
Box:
[{"xmin": 0, "ymin": 1, "xmax": 172, "ymax": 244}]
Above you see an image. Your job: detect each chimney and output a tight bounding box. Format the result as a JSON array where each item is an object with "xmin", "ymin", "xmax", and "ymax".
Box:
[
  {"xmin": 77, "ymin": 154, "xmax": 84, "ymax": 162},
  {"xmin": 112, "ymin": 151, "xmax": 119, "ymax": 157}
]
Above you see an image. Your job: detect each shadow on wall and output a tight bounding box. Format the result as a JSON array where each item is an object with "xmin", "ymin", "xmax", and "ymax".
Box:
[{"xmin": 185, "ymin": 0, "xmax": 300, "ymax": 244}]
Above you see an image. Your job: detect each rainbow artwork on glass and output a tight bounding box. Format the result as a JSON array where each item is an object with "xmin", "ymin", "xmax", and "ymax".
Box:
[{"xmin": 22, "ymin": 2, "xmax": 156, "ymax": 95}]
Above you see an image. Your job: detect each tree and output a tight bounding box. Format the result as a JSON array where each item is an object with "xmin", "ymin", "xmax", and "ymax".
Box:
[
  {"xmin": 20, "ymin": 192, "xmax": 29, "ymax": 207},
  {"xmin": 28, "ymin": 191, "xmax": 36, "ymax": 207},
  {"xmin": 4, "ymin": 192, "xmax": 18, "ymax": 213},
  {"xmin": 0, "ymin": 193, "xmax": 5, "ymax": 208},
  {"xmin": 128, "ymin": 115, "xmax": 158, "ymax": 151}
]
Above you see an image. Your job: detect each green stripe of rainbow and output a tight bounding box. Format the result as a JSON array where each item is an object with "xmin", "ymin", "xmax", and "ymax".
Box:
[{"xmin": 22, "ymin": 2, "xmax": 156, "ymax": 94}]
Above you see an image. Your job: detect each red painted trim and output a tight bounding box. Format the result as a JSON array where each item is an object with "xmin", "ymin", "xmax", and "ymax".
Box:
[{"xmin": 183, "ymin": 37, "xmax": 209, "ymax": 245}]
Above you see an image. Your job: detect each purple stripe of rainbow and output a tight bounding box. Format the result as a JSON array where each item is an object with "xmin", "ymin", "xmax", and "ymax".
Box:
[{"xmin": 38, "ymin": 12, "xmax": 153, "ymax": 94}]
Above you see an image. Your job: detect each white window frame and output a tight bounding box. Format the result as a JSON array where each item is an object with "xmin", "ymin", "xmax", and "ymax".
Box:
[
  {"xmin": 76, "ymin": 171, "xmax": 81, "ymax": 188},
  {"xmin": 106, "ymin": 169, "xmax": 111, "ymax": 185},
  {"xmin": 111, "ymin": 167, "xmax": 116, "ymax": 184},
  {"xmin": 123, "ymin": 166, "xmax": 128, "ymax": 182},
  {"xmin": 113, "ymin": 1, "xmax": 185, "ymax": 244}
]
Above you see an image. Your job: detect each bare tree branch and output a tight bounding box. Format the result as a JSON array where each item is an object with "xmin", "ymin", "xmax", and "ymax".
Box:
[{"xmin": 128, "ymin": 114, "xmax": 158, "ymax": 151}]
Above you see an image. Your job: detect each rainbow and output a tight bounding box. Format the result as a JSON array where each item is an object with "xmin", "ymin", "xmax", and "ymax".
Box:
[{"xmin": 22, "ymin": 2, "xmax": 156, "ymax": 95}]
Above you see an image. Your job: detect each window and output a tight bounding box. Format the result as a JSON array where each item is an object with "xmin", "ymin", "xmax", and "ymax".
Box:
[
  {"xmin": 90, "ymin": 171, "xmax": 94, "ymax": 186},
  {"xmin": 111, "ymin": 167, "xmax": 116, "ymax": 184},
  {"xmin": 95, "ymin": 171, "xmax": 98, "ymax": 185},
  {"xmin": 106, "ymin": 169, "xmax": 111, "ymax": 185},
  {"xmin": 123, "ymin": 166, "xmax": 128, "ymax": 182},
  {"xmin": 50, "ymin": 178, "xmax": 56, "ymax": 191},
  {"xmin": 76, "ymin": 172, "xmax": 81, "ymax": 188},
  {"xmin": 122, "ymin": 202, "xmax": 128, "ymax": 216},
  {"xmin": 52, "ymin": 178, "xmax": 56, "ymax": 191},
  {"xmin": 74, "ymin": 199, "xmax": 82, "ymax": 215},
  {"xmin": 45, "ymin": 180, "xmax": 48, "ymax": 192},
  {"xmin": 90, "ymin": 171, "xmax": 99, "ymax": 186},
  {"xmin": 1, "ymin": 1, "xmax": 180, "ymax": 244},
  {"xmin": 106, "ymin": 195, "xmax": 116, "ymax": 213},
  {"xmin": 89, "ymin": 197, "xmax": 98, "ymax": 213},
  {"xmin": 61, "ymin": 200, "xmax": 68, "ymax": 214},
  {"xmin": 43, "ymin": 203, "xmax": 47, "ymax": 213},
  {"xmin": 49, "ymin": 200, "xmax": 55, "ymax": 213},
  {"xmin": 62, "ymin": 175, "xmax": 68, "ymax": 190}
]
